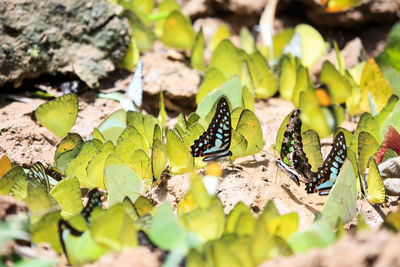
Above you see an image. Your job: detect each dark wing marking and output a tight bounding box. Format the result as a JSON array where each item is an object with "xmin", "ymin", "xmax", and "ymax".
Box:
[
  {"xmin": 306, "ymin": 132, "xmax": 347, "ymax": 194},
  {"xmin": 191, "ymin": 97, "xmax": 232, "ymax": 161},
  {"xmin": 80, "ymin": 188, "xmax": 102, "ymax": 223},
  {"xmin": 27, "ymin": 162, "xmax": 50, "ymax": 192},
  {"xmin": 58, "ymin": 219, "xmax": 83, "ymax": 260},
  {"xmin": 279, "ymin": 109, "xmax": 314, "ymax": 184}
]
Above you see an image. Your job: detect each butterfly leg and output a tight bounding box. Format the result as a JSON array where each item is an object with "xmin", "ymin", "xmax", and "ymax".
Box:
[{"xmin": 275, "ymin": 159, "xmax": 300, "ymax": 186}]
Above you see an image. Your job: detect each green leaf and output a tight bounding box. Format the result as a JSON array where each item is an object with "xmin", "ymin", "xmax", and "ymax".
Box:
[
  {"xmin": 366, "ymin": 157, "xmax": 386, "ymax": 204},
  {"xmin": 91, "ymin": 204, "xmax": 137, "ymax": 251},
  {"xmin": 97, "ymin": 109, "xmax": 127, "ymax": 145},
  {"xmin": 104, "ymin": 164, "xmax": 144, "ymax": 206},
  {"xmin": 49, "ymin": 177, "xmax": 83, "ymax": 218},
  {"xmin": 152, "ymin": 139, "xmax": 168, "ymax": 180},
  {"xmin": 65, "ymin": 139, "xmax": 102, "ymax": 188},
  {"xmin": 149, "ymin": 202, "xmax": 187, "ymax": 251},
  {"xmin": 210, "ymin": 39, "xmax": 243, "ymax": 79},
  {"xmin": 236, "ymin": 110, "xmax": 264, "ymax": 156},
  {"xmin": 35, "ymin": 93, "xmax": 78, "ymax": 137},
  {"xmin": 321, "ymin": 160, "xmax": 357, "ymax": 228},
  {"xmin": 54, "ymin": 133, "xmax": 84, "ymax": 173},
  {"xmin": 196, "ymin": 76, "xmax": 243, "ymax": 118},
  {"xmin": 167, "ymin": 129, "xmax": 194, "ymax": 174},
  {"xmin": 320, "ymin": 61, "xmax": 352, "ymax": 103},
  {"xmin": 161, "ymin": 11, "xmax": 195, "ymax": 49},
  {"xmin": 357, "ymin": 131, "xmax": 379, "ymax": 177},
  {"xmin": 295, "ymin": 24, "xmax": 329, "ymax": 68},
  {"xmin": 0, "ymin": 166, "xmax": 26, "ymax": 195},
  {"xmin": 196, "ymin": 68, "xmax": 227, "ymax": 104},
  {"xmin": 210, "ymin": 24, "xmax": 230, "ymax": 51},
  {"xmin": 86, "ymin": 141, "xmax": 116, "ymax": 189},
  {"xmin": 191, "ymin": 28, "xmax": 206, "ymax": 71}
]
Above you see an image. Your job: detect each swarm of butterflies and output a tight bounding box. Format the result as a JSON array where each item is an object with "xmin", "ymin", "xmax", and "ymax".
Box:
[{"xmin": 2, "ymin": 94, "xmax": 400, "ymax": 264}]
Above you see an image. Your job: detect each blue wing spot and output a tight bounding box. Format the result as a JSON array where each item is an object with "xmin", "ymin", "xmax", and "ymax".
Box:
[
  {"xmin": 224, "ymin": 116, "xmax": 227, "ymax": 120},
  {"xmin": 223, "ymin": 125, "xmax": 229, "ymax": 130},
  {"xmin": 333, "ymin": 161, "xmax": 338, "ymax": 168},
  {"xmin": 216, "ymin": 133, "xmax": 223, "ymax": 139},
  {"xmin": 335, "ymin": 156, "xmax": 344, "ymax": 163},
  {"xmin": 330, "ymin": 167, "xmax": 338, "ymax": 175},
  {"xmin": 218, "ymin": 128, "xmax": 223, "ymax": 134},
  {"xmin": 226, "ymin": 121, "xmax": 230, "ymax": 125}
]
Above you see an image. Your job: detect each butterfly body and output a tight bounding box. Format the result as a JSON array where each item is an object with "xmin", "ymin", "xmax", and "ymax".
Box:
[
  {"xmin": 277, "ymin": 109, "xmax": 314, "ymax": 185},
  {"xmin": 191, "ymin": 97, "xmax": 232, "ymax": 162},
  {"xmin": 277, "ymin": 109, "xmax": 347, "ymax": 195},
  {"xmin": 305, "ymin": 132, "xmax": 347, "ymax": 194}
]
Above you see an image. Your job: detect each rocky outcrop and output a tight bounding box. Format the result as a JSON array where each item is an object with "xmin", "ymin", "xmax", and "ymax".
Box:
[{"xmin": 0, "ymin": 0, "xmax": 130, "ymax": 88}]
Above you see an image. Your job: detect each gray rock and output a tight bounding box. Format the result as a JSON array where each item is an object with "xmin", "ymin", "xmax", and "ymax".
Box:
[{"xmin": 0, "ymin": 0, "xmax": 130, "ymax": 88}]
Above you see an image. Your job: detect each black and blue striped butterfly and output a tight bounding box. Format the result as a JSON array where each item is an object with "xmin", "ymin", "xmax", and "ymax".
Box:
[
  {"xmin": 58, "ymin": 188, "xmax": 103, "ymax": 260},
  {"xmin": 277, "ymin": 109, "xmax": 347, "ymax": 195},
  {"xmin": 191, "ymin": 97, "xmax": 232, "ymax": 162},
  {"xmin": 305, "ymin": 132, "xmax": 347, "ymax": 195}
]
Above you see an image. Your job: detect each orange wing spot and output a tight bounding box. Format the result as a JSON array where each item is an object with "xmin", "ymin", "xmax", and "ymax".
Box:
[
  {"xmin": 166, "ymin": 19, "xmax": 177, "ymax": 27},
  {"xmin": 0, "ymin": 154, "xmax": 12, "ymax": 179},
  {"xmin": 247, "ymin": 120, "xmax": 257, "ymax": 128},
  {"xmin": 316, "ymin": 88, "xmax": 331, "ymax": 107}
]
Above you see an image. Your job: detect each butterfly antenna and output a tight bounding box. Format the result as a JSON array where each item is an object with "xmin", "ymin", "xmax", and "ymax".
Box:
[{"xmin": 255, "ymin": 144, "xmax": 277, "ymax": 159}]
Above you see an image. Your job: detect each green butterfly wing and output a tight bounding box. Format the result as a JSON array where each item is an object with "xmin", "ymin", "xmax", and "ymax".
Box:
[
  {"xmin": 366, "ymin": 157, "xmax": 386, "ymax": 204},
  {"xmin": 35, "ymin": 93, "xmax": 78, "ymax": 137}
]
